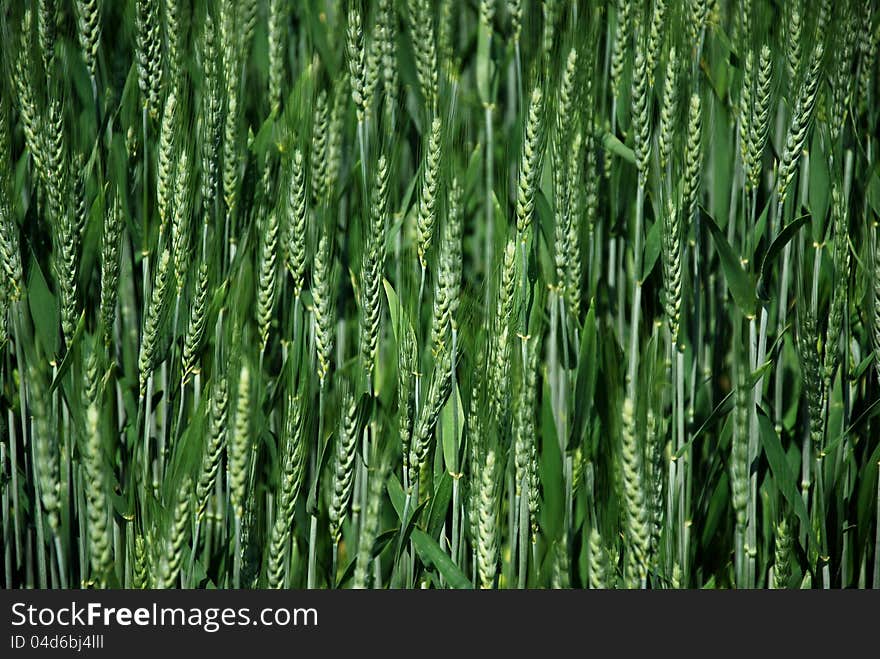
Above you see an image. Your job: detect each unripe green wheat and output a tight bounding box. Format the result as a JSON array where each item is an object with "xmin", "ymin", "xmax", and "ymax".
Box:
[
  {"xmin": 268, "ymin": 0, "xmax": 286, "ymax": 115},
  {"xmin": 286, "ymin": 148, "xmax": 307, "ymax": 298},
  {"xmin": 439, "ymin": 2, "xmax": 455, "ymax": 72},
  {"xmin": 84, "ymin": 403, "xmax": 112, "ymax": 585},
  {"xmin": 38, "ymin": 0, "xmax": 57, "ymax": 73},
  {"xmin": 311, "ymin": 90, "xmax": 329, "ymax": 206},
  {"xmin": 313, "ymin": 230, "xmax": 335, "ymax": 386},
  {"xmin": 584, "ymin": 131, "xmax": 599, "ymax": 248},
  {"xmin": 796, "ymin": 307, "xmax": 824, "ymax": 446},
  {"xmin": 365, "ymin": 18, "xmax": 382, "ymax": 116},
  {"xmin": 658, "ymin": 49, "xmax": 678, "ymax": 171},
  {"xmin": 133, "ymin": 533, "xmax": 151, "ymax": 588},
  {"xmin": 171, "ymin": 145, "xmax": 192, "ymax": 294},
  {"xmin": 516, "ymin": 86, "xmax": 545, "ymax": 239},
  {"xmin": 183, "ymin": 262, "xmax": 210, "ymax": 379},
  {"xmin": 646, "ymin": 409, "xmax": 663, "ymax": 566},
  {"xmin": 480, "ymin": 0, "xmax": 495, "ymax": 30},
  {"xmin": 398, "ymin": 327, "xmax": 416, "ymax": 484},
  {"xmin": 329, "ymin": 391, "xmax": 359, "ymax": 544},
  {"xmin": 564, "ymin": 132, "xmax": 583, "ymax": 320},
  {"xmin": 157, "ymin": 90, "xmax": 177, "ymax": 230},
  {"xmin": 824, "ymin": 187, "xmax": 848, "ymax": 392},
  {"xmin": 0, "ymin": 96, "xmax": 22, "ymax": 303},
  {"xmin": 409, "ymin": 345, "xmax": 453, "ymax": 489},
  {"xmin": 267, "ymin": 394, "xmax": 307, "ymax": 588},
  {"xmin": 739, "ymin": 50, "xmax": 754, "ymax": 173},
  {"xmin": 514, "ymin": 335, "xmax": 539, "ymax": 512},
  {"xmin": 379, "ymin": 0, "xmax": 399, "ymax": 122},
  {"xmin": 240, "ymin": 0, "xmax": 258, "ymax": 53},
  {"xmin": 746, "ymin": 45, "xmax": 772, "ymax": 190},
  {"xmin": 554, "ymin": 172, "xmax": 570, "ymax": 292},
  {"xmin": 646, "ymin": 0, "xmax": 668, "ymax": 83},
  {"xmin": 347, "ymin": 8, "xmax": 368, "ymax": 124},
  {"xmin": 772, "ymin": 519, "xmax": 792, "ymax": 588},
  {"xmin": 200, "ymin": 10, "xmax": 222, "ymax": 217},
  {"xmin": 555, "ymin": 46, "xmax": 578, "ymax": 145},
  {"xmin": 326, "ymin": 80, "xmax": 348, "ymax": 199},
  {"xmin": 4, "ymin": 0, "xmax": 877, "ymax": 594},
  {"xmin": 490, "ymin": 238, "xmax": 517, "ymax": 425},
  {"xmin": 44, "ymin": 99, "xmax": 78, "ymax": 346},
  {"xmin": 408, "ymin": 0, "xmax": 439, "ymax": 113},
  {"xmin": 257, "ymin": 207, "xmax": 280, "ymax": 352},
  {"xmin": 731, "ymin": 379, "xmax": 749, "ymax": 530},
  {"xmin": 100, "ymin": 196, "xmax": 123, "ymax": 349},
  {"xmin": 219, "ymin": 0, "xmax": 237, "ymax": 77},
  {"xmin": 136, "ymin": 0, "xmax": 162, "ymax": 119},
  {"xmin": 72, "ymin": 155, "xmax": 88, "ymax": 250},
  {"xmin": 475, "ymin": 448, "xmax": 499, "ymax": 588},
  {"xmin": 671, "ymin": 563, "xmax": 683, "ymax": 588},
  {"xmin": 830, "ymin": 9, "xmax": 857, "ymax": 145},
  {"xmin": 509, "ymin": 0, "xmax": 522, "ymax": 43},
  {"xmin": 30, "ymin": 367, "xmax": 60, "ymax": 531},
  {"xmin": 164, "ymin": 0, "xmax": 184, "ymax": 82},
  {"xmin": 223, "ymin": 72, "xmax": 241, "ymax": 216},
  {"xmin": 353, "ymin": 456, "xmax": 388, "ymax": 589},
  {"xmin": 541, "ymin": 0, "xmax": 558, "ymax": 66},
  {"xmin": 75, "ymin": 0, "xmax": 101, "ymax": 82},
  {"xmin": 610, "ymin": 0, "xmax": 631, "ymax": 102},
  {"xmin": 229, "ymin": 363, "xmax": 251, "ymax": 519},
  {"xmin": 158, "ymin": 475, "xmax": 191, "ymax": 588},
  {"xmin": 683, "ymin": 93, "xmax": 702, "ymax": 224},
  {"xmin": 139, "ymin": 249, "xmax": 171, "ymax": 396},
  {"xmin": 816, "ymin": 0, "xmax": 832, "ymax": 48},
  {"xmin": 417, "ymin": 117, "xmax": 443, "ymax": 269},
  {"xmin": 734, "ymin": 0, "xmax": 752, "ymax": 52},
  {"xmin": 14, "ymin": 14, "xmax": 45, "ymax": 177},
  {"xmin": 688, "ymin": 0, "xmax": 707, "ymax": 45},
  {"xmin": 873, "ymin": 222, "xmax": 880, "ymax": 383},
  {"xmin": 631, "ymin": 35, "xmax": 651, "ymax": 182},
  {"xmin": 527, "ymin": 433, "xmax": 540, "ymax": 543},
  {"xmin": 360, "ymin": 155, "xmax": 389, "ymax": 374},
  {"xmin": 662, "ymin": 197, "xmax": 682, "ymax": 348},
  {"xmin": 777, "ymin": 43, "xmax": 824, "ymax": 204},
  {"xmin": 621, "ymin": 396, "xmax": 649, "ymax": 587},
  {"xmin": 552, "ymin": 49, "xmax": 578, "ymax": 295},
  {"xmin": 857, "ymin": 1, "xmax": 876, "ymax": 116},
  {"xmin": 196, "ymin": 376, "xmax": 227, "ymax": 521},
  {"xmin": 430, "ymin": 178, "xmax": 462, "ymax": 357},
  {"xmin": 83, "ymin": 335, "xmax": 101, "ymax": 408},
  {"xmin": 787, "ymin": 5, "xmax": 801, "ymax": 81},
  {"xmin": 589, "ymin": 527, "xmax": 612, "ymax": 589}
]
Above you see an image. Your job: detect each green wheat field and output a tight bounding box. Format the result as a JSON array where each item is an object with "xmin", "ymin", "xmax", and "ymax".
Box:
[{"xmin": 1, "ymin": 0, "xmax": 879, "ymax": 590}]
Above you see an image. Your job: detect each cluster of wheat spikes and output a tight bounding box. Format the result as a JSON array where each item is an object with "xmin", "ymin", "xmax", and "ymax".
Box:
[{"xmin": 0, "ymin": 0, "xmax": 878, "ymax": 590}]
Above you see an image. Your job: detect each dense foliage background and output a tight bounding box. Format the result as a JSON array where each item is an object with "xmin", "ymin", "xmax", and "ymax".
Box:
[{"xmin": 0, "ymin": 0, "xmax": 879, "ymax": 589}]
